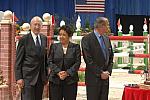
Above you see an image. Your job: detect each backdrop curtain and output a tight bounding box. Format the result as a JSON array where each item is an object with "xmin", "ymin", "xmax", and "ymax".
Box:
[
  {"xmin": 76, "ymin": 13, "xmax": 104, "ymax": 29},
  {"xmin": 0, "ymin": 0, "xmax": 75, "ymax": 26}
]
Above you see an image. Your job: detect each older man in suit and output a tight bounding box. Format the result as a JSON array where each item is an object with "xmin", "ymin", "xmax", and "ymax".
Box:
[
  {"xmin": 81, "ymin": 17, "xmax": 114, "ymax": 100},
  {"xmin": 15, "ymin": 16, "xmax": 47, "ymax": 100}
]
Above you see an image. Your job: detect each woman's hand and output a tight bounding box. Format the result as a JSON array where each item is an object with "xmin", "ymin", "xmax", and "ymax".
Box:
[{"xmin": 57, "ymin": 71, "xmax": 69, "ymax": 80}]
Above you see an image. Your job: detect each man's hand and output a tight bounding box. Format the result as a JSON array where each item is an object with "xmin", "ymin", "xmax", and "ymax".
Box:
[
  {"xmin": 16, "ymin": 79, "xmax": 24, "ymax": 89},
  {"xmin": 100, "ymin": 71, "xmax": 110, "ymax": 80}
]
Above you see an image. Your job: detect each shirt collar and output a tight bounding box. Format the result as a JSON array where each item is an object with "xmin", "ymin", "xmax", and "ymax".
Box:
[
  {"xmin": 94, "ymin": 30, "xmax": 101, "ymax": 37},
  {"xmin": 31, "ymin": 31, "xmax": 41, "ymax": 44},
  {"xmin": 31, "ymin": 31, "xmax": 36, "ymax": 40},
  {"xmin": 31, "ymin": 31, "xmax": 40, "ymax": 38}
]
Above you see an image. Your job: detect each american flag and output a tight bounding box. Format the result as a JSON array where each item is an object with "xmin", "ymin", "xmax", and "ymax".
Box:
[{"xmin": 75, "ymin": 0, "xmax": 105, "ymax": 13}]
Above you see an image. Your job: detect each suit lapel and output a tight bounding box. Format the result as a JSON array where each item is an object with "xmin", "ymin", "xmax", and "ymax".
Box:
[
  {"xmin": 102, "ymin": 35, "xmax": 108, "ymax": 48},
  {"xmin": 39, "ymin": 34, "xmax": 47, "ymax": 56},
  {"xmin": 91, "ymin": 33, "xmax": 106, "ymax": 60},
  {"xmin": 102, "ymin": 35, "xmax": 109, "ymax": 61},
  {"xmin": 40, "ymin": 34, "xmax": 44, "ymax": 54},
  {"xmin": 64, "ymin": 42, "xmax": 72, "ymax": 57},
  {"xmin": 40, "ymin": 34, "xmax": 44, "ymax": 47},
  {"xmin": 28, "ymin": 33, "xmax": 36, "ymax": 48},
  {"xmin": 91, "ymin": 33, "xmax": 102, "ymax": 51},
  {"xmin": 55, "ymin": 42, "xmax": 73, "ymax": 58},
  {"xmin": 57, "ymin": 43, "xmax": 64, "ymax": 57},
  {"xmin": 40, "ymin": 34, "xmax": 45, "ymax": 54},
  {"xmin": 26, "ymin": 33, "xmax": 40, "ymax": 57}
]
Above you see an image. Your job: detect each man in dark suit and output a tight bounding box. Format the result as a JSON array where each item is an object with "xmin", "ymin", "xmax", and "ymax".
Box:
[
  {"xmin": 81, "ymin": 17, "xmax": 114, "ymax": 100},
  {"xmin": 15, "ymin": 16, "xmax": 47, "ymax": 100}
]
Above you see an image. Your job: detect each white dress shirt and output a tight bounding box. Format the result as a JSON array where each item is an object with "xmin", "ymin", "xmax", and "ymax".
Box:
[{"xmin": 31, "ymin": 31, "xmax": 41, "ymax": 46}]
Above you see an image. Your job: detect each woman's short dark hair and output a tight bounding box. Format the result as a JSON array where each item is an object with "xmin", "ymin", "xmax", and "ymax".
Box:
[{"xmin": 59, "ymin": 25, "xmax": 73, "ymax": 37}]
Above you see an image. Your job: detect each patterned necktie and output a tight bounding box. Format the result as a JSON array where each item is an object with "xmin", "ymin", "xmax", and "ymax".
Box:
[{"xmin": 99, "ymin": 36, "xmax": 107, "ymax": 59}]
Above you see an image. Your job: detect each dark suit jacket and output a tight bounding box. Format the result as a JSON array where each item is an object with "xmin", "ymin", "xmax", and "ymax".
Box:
[
  {"xmin": 15, "ymin": 32, "xmax": 47, "ymax": 85},
  {"xmin": 47, "ymin": 42, "xmax": 81, "ymax": 85},
  {"xmin": 81, "ymin": 33, "xmax": 114, "ymax": 86}
]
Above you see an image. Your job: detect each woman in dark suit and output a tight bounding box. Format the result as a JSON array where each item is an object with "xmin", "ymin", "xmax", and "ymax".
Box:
[{"xmin": 47, "ymin": 25, "xmax": 81, "ymax": 100}]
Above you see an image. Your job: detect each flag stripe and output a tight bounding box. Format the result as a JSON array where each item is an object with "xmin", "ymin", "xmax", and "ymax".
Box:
[
  {"xmin": 75, "ymin": 0, "xmax": 105, "ymax": 13},
  {"xmin": 75, "ymin": 10, "xmax": 104, "ymax": 13},
  {"xmin": 75, "ymin": 4, "xmax": 105, "ymax": 8},
  {"xmin": 86, "ymin": 0, "xmax": 105, "ymax": 1},
  {"xmin": 75, "ymin": 7, "xmax": 104, "ymax": 10},
  {"xmin": 86, "ymin": 2, "xmax": 105, "ymax": 5},
  {"xmin": 75, "ymin": 6, "xmax": 104, "ymax": 10}
]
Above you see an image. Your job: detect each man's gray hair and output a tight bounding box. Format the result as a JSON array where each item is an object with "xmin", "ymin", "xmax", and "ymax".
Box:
[
  {"xmin": 30, "ymin": 16, "xmax": 43, "ymax": 25},
  {"xmin": 94, "ymin": 17, "xmax": 108, "ymax": 29}
]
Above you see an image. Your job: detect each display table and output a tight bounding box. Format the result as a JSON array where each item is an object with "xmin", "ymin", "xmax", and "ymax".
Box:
[{"xmin": 122, "ymin": 87, "xmax": 150, "ymax": 100}]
